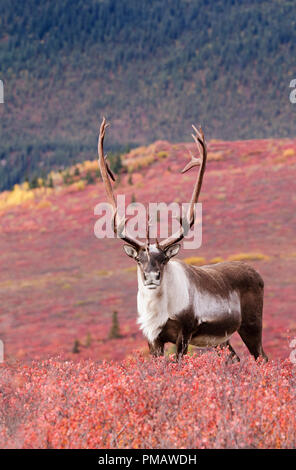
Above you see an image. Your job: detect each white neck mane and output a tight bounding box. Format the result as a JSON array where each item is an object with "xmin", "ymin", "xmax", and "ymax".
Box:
[{"xmin": 136, "ymin": 260, "xmax": 190, "ymax": 343}]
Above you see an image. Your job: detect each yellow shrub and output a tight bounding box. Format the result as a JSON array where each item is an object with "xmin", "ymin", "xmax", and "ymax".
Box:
[
  {"xmin": 0, "ymin": 186, "xmax": 35, "ymax": 210},
  {"xmin": 157, "ymin": 151, "xmax": 169, "ymax": 159},
  {"xmin": 50, "ymin": 171, "xmax": 63, "ymax": 186},
  {"xmin": 283, "ymin": 148, "xmax": 295, "ymax": 158},
  {"xmin": 36, "ymin": 200, "xmax": 52, "ymax": 210},
  {"xmin": 123, "ymin": 142, "xmax": 169, "ymax": 172},
  {"xmin": 208, "ymin": 152, "xmax": 223, "ymax": 161},
  {"xmin": 123, "ymin": 266, "xmax": 137, "ymax": 273},
  {"xmin": 165, "ymin": 343, "xmax": 196, "ymax": 357},
  {"xmin": 74, "ymin": 180, "xmax": 86, "ymax": 191},
  {"xmin": 45, "ymin": 187, "xmax": 53, "ymax": 196},
  {"xmin": 94, "ymin": 269, "xmax": 113, "ymax": 277},
  {"xmin": 210, "ymin": 257, "xmax": 224, "ymax": 264},
  {"xmin": 125, "ymin": 146, "xmax": 147, "ymax": 159},
  {"xmin": 35, "ymin": 187, "xmax": 47, "ymax": 197},
  {"xmin": 228, "ymin": 253, "xmax": 270, "ymax": 262},
  {"xmin": 215, "ymin": 193, "xmax": 226, "ymax": 200},
  {"xmin": 126, "ymin": 155, "xmax": 155, "ymax": 172},
  {"xmin": 83, "ymin": 160, "xmax": 98, "ymax": 172},
  {"xmin": 22, "ymin": 181, "xmax": 30, "ymax": 191},
  {"xmin": 183, "ymin": 256, "xmax": 206, "ymax": 266}
]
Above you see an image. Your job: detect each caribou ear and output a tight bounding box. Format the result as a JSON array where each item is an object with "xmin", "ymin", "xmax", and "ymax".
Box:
[
  {"xmin": 123, "ymin": 244, "xmax": 138, "ymax": 259},
  {"xmin": 165, "ymin": 244, "xmax": 180, "ymax": 259}
]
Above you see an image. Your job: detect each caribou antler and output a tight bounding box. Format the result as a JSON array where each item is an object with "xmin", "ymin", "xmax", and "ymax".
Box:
[
  {"xmin": 98, "ymin": 118, "xmax": 206, "ymax": 251},
  {"xmin": 159, "ymin": 124, "xmax": 207, "ymax": 250},
  {"xmin": 98, "ymin": 117, "xmax": 145, "ymax": 249}
]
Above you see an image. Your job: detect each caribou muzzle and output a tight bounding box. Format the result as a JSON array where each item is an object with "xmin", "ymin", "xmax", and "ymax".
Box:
[{"xmin": 143, "ymin": 271, "xmax": 161, "ymax": 288}]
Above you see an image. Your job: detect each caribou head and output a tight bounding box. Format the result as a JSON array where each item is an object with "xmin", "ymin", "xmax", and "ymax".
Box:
[{"xmin": 97, "ymin": 116, "xmax": 207, "ymax": 288}]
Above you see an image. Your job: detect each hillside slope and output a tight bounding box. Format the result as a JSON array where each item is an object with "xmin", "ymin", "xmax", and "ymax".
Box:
[{"xmin": 0, "ymin": 137, "xmax": 295, "ymax": 362}]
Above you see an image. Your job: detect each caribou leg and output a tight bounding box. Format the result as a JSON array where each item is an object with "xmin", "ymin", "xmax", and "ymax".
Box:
[
  {"xmin": 238, "ymin": 326, "xmax": 268, "ymax": 362},
  {"xmin": 216, "ymin": 340, "xmax": 240, "ymax": 363},
  {"xmin": 239, "ymin": 288, "xmax": 268, "ymax": 362},
  {"xmin": 148, "ymin": 338, "xmax": 164, "ymax": 357},
  {"xmin": 176, "ymin": 330, "xmax": 192, "ymax": 362},
  {"xmin": 223, "ymin": 340, "xmax": 240, "ymax": 361}
]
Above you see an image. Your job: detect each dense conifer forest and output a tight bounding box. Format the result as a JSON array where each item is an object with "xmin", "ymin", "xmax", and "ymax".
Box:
[{"xmin": 0, "ymin": 0, "xmax": 295, "ymax": 189}]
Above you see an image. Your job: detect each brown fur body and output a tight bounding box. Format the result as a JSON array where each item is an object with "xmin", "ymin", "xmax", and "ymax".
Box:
[{"xmin": 148, "ymin": 260, "xmax": 268, "ymax": 362}]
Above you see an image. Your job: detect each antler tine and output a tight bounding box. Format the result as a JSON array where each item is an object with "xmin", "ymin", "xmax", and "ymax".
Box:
[
  {"xmin": 104, "ymin": 154, "xmax": 116, "ymax": 181},
  {"xmin": 98, "ymin": 117, "xmax": 115, "ymax": 207},
  {"xmin": 159, "ymin": 124, "xmax": 207, "ymax": 250},
  {"xmin": 97, "ymin": 117, "xmax": 144, "ymax": 249},
  {"xmin": 191, "ymin": 124, "xmax": 205, "ymax": 159},
  {"xmin": 146, "ymin": 205, "xmax": 151, "ymax": 247},
  {"xmin": 181, "ymin": 125, "xmax": 204, "ymax": 174}
]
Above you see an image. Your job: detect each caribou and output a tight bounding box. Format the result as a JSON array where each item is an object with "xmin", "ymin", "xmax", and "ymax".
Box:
[{"xmin": 97, "ymin": 117, "xmax": 268, "ymax": 362}]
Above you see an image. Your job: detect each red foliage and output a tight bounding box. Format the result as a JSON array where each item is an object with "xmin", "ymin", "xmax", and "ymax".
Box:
[
  {"xmin": 0, "ymin": 351, "xmax": 295, "ymax": 449},
  {"xmin": 0, "ymin": 137, "xmax": 295, "ymax": 362}
]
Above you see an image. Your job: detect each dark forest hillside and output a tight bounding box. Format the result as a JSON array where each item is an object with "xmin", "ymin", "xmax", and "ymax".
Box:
[{"xmin": 0, "ymin": 0, "xmax": 295, "ymax": 190}]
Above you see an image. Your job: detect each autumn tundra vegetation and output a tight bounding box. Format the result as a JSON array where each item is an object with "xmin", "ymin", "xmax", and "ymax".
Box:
[
  {"xmin": 1, "ymin": 0, "xmax": 296, "ymax": 451},
  {"xmin": 0, "ymin": 133, "xmax": 295, "ymax": 448},
  {"xmin": 1, "ymin": 352, "xmax": 295, "ymax": 448}
]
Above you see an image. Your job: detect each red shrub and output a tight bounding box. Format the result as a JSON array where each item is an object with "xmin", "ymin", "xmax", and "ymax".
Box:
[{"xmin": 0, "ymin": 350, "xmax": 295, "ymax": 449}]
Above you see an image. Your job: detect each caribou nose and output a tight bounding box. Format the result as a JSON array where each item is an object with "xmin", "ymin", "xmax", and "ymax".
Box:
[
  {"xmin": 144, "ymin": 271, "xmax": 161, "ymax": 285},
  {"xmin": 149, "ymin": 271, "xmax": 160, "ymax": 282}
]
